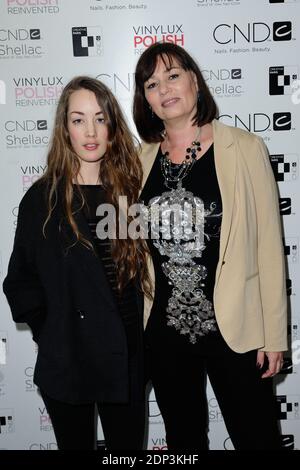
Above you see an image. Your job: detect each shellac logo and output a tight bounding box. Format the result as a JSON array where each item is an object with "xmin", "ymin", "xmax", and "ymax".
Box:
[
  {"xmin": 0, "ymin": 28, "xmax": 44, "ymax": 59},
  {"xmin": 202, "ymin": 67, "xmax": 244, "ymax": 98},
  {"xmin": 24, "ymin": 366, "xmax": 36, "ymax": 391},
  {"xmin": 270, "ymin": 154, "xmax": 298, "ymax": 181},
  {"xmin": 208, "ymin": 397, "xmax": 223, "ymax": 422},
  {"xmin": 4, "ymin": 119, "xmax": 49, "ymax": 149},
  {"xmin": 72, "ymin": 27, "xmax": 103, "ymax": 57},
  {"xmin": 269, "ymin": 66, "xmax": 298, "ymax": 95}
]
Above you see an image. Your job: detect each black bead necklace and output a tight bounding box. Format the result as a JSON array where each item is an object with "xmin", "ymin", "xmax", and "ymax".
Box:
[{"xmin": 160, "ymin": 128, "xmax": 201, "ymax": 189}]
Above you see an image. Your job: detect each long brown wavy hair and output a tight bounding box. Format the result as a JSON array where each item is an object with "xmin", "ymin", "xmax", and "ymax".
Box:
[{"xmin": 41, "ymin": 75, "xmax": 151, "ymax": 297}]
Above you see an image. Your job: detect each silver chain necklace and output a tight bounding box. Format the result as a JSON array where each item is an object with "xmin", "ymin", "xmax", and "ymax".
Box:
[{"xmin": 160, "ymin": 128, "xmax": 201, "ymax": 189}]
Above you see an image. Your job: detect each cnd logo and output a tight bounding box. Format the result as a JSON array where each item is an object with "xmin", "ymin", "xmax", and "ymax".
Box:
[
  {"xmin": 273, "ymin": 21, "xmax": 292, "ymax": 41},
  {"xmin": 213, "ymin": 21, "xmax": 292, "ymax": 44}
]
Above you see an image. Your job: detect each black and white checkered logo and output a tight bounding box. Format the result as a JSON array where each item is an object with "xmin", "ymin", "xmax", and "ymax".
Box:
[
  {"xmin": 72, "ymin": 27, "xmax": 103, "ymax": 57},
  {"xmin": 276, "ymin": 396, "xmax": 300, "ymax": 420},
  {"xmin": 288, "ymin": 319, "xmax": 300, "ymax": 341},
  {"xmin": 270, "ymin": 0, "xmax": 299, "ymax": 3},
  {"xmin": 0, "ymin": 410, "xmax": 14, "ymax": 434},
  {"xmin": 283, "ymin": 237, "xmax": 299, "ymax": 263},
  {"xmin": 270, "ymin": 154, "xmax": 298, "ymax": 182},
  {"xmin": 269, "ymin": 66, "xmax": 298, "ymax": 95}
]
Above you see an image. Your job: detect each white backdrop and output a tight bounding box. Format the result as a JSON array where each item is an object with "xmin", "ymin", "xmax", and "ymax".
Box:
[{"xmin": 0, "ymin": 0, "xmax": 299, "ymax": 451}]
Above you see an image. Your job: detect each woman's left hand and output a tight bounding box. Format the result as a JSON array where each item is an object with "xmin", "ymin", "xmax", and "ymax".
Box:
[{"xmin": 256, "ymin": 350, "xmax": 284, "ymax": 378}]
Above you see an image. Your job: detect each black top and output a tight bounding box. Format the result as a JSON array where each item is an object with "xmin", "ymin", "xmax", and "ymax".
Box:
[
  {"xmin": 79, "ymin": 185, "xmax": 139, "ymax": 357},
  {"xmin": 140, "ymin": 144, "xmax": 223, "ymax": 351}
]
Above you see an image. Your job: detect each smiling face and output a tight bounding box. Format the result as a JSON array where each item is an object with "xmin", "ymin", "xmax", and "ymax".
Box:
[
  {"xmin": 67, "ymin": 88, "xmax": 109, "ymax": 168},
  {"xmin": 144, "ymin": 55, "xmax": 198, "ymax": 126}
]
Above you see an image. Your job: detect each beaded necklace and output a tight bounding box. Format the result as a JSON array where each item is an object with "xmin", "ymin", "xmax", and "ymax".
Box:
[{"xmin": 160, "ymin": 128, "xmax": 201, "ymax": 189}]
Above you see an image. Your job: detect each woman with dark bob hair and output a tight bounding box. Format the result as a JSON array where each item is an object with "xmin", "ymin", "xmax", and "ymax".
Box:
[
  {"xmin": 3, "ymin": 76, "xmax": 151, "ymax": 450},
  {"xmin": 133, "ymin": 42, "xmax": 287, "ymax": 450}
]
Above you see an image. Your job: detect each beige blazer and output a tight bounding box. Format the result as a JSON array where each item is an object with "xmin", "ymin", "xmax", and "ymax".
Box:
[{"xmin": 140, "ymin": 119, "xmax": 287, "ymax": 353}]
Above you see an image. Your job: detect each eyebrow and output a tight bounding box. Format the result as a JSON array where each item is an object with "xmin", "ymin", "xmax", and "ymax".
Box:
[
  {"xmin": 146, "ymin": 66, "xmax": 182, "ymax": 81},
  {"xmin": 69, "ymin": 110, "xmax": 104, "ymax": 116}
]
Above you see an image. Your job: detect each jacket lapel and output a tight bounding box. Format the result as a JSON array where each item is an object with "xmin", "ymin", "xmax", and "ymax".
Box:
[
  {"xmin": 213, "ymin": 119, "xmax": 237, "ymax": 285},
  {"xmin": 140, "ymin": 142, "xmax": 160, "ymax": 193}
]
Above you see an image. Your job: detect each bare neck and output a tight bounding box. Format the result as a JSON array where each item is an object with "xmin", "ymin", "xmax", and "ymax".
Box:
[{"xmin": 76, "ymin": 161, "xmax": 101, "ymax": 185}]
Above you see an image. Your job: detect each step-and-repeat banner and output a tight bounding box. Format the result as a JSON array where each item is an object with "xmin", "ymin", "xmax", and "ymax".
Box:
[{"xmin": 0, "ymin": 0, "xmax": 299, "ymax": 451}]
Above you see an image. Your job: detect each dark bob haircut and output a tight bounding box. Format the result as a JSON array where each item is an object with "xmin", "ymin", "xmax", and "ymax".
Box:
[{"xmin": 133, "ymin": 42, "xmax": 218, "ymax": 143}]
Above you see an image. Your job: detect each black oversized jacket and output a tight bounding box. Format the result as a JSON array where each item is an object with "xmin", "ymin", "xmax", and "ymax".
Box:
[{"xmin": 3, "ymin": 180, "xmax": 144, "ymax": 404}]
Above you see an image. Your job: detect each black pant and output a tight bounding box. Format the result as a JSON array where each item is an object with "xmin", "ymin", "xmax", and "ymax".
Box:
[
  {"xmin": 147, "ymin": 336, "xmax": 281, "ymax": 451},
  {"xmin": 40, "ymin": 357, "xmax": 145, "ymax": 450}
]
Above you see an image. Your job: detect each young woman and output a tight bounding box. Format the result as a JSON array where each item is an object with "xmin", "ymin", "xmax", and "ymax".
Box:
[
  {"xmin": 133, "ymin": 43, "xmax": 287, "ymax": 450},
  {"xmin": 3, "ymin": 76, "xmax": 150, "ymax": 450}
]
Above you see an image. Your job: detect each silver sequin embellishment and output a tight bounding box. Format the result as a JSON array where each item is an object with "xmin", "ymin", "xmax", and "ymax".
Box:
[{"xmin": 148, "ymin": 183, "xmax": 219, "ymax": 344}]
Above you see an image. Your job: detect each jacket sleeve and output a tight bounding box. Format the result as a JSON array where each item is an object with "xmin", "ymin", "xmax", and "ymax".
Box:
[
  {"xmin": 3, "ymin": 187, "xmax": 46, "ymax": 342},
  {"xmin": 247, "ymin": 136, "xmax": 287, "ymax": 351}
]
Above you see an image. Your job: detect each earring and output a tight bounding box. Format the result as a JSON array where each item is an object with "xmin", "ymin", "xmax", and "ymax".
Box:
[{"xmin": 149, "ymin": 105, "xmax": 154, "ymax": 118}]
